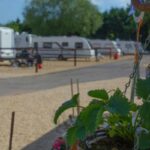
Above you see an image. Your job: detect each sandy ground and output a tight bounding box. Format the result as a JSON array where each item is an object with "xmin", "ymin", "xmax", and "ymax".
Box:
[
  {"xmin": 0, "ymin": 55, "xmax": 139, "ymax": 150},
  {"xmin": 0, "ymin": 76, "xmax": 143, "ymax": 150},
  {"xmin": 0, "ymin": 56, "xmax": 133, "ymax": 78}
]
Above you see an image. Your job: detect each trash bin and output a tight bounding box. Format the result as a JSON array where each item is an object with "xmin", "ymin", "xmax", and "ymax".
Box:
[{"xmin": 113, "ymin": 53, "xmax": 119, "ymax": 60}]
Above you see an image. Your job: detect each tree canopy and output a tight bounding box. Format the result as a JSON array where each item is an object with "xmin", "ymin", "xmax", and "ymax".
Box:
[
  {"xmin": 5, "ymin": 18, "xmax": 32, "ymax": 33},
  {"xmin": 92, "ymin": 8, "xmax": 137, "ymax": 40},
  {"xmin": 23, "ymin": 0, "xmax": 103, "ymax": 36}
]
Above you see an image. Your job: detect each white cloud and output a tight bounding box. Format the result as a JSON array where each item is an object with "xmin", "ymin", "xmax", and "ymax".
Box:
[{"xmin": 91, "ymin": 0, "xmax": 131, "ymax": 11}]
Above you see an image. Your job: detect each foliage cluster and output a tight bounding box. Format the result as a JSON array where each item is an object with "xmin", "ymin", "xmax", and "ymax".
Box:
[
  {"xmin": 23, "ymin": 0, "xmax": 102, "ymax": 36},
  {"xmin": 54, "ymin": 78, "xmax": 150, "ymax": 149}
]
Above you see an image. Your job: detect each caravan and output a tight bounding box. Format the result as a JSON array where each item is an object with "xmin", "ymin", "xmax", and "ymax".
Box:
[
  {"xmin": 89, "ymin": 39, "xmax": 121, "ymax": 56},
  {"xmin": 31, "ymin": 36, "xmax": 95, "ymax": 59},
  {"xmin": 115, "ymin": 40, "xmax": 144, "ymax": 55},
  {"xmin": 0, "ymin": 27, "xmax": 16, "ymax": 60},
  {"xmin": 15, "ymin": 34, "xmax": 95, "ymax": 60}
]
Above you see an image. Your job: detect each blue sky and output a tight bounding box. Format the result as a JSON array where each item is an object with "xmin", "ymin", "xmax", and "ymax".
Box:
[{"xmin": 0, "ymin": 0, "xmax": 130, "ymax": 24}]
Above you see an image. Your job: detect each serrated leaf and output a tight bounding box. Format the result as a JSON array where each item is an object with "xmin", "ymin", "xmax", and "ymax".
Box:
[
  {"xmin": 139, "ymin": 102, "xmax": 150, "ymax": 129},
  {"xmin": 106, "ymin": 89, "xmax": 130, "ymax": 116},
  {"xmin": 88, "ymin": 89, "xmax": 109, "ymax": 101},
  {"xmin": 54, "ymin": 94, "xmax": 79, "ymax": 124},
  {"xmin": 139, "ymin": 133, "xmax": 150, "ymax": 150},
  {"xmin": 66, "ymin": 103, "xmax": 104, "ymax": 145},
  {"xmin": 66, "ymin": 126, "xmax": 77, "ymax": 146},
  {"xmin": 77, "ymin": 102, "xmax": 104, "ymax": 134},
  {"xmin": 136, "ymin": 78, "xmax": 150, "ymax": 100}
]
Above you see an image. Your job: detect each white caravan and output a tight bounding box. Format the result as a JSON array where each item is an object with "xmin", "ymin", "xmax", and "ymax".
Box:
[
  {"xmin": 89, "ymin": 39, "xmax": 144, "ymax": 55},
  {"xmin": 15, "ymin": 32, "xmax": 35, "ymax": 48},
  {"xmin": 89, "ymin": 39, "xmax": 121, "ymax": 56},
  {"xmin": 31, "ymin": 36, "xmax": 95, "ymax": 59},
  {"xmin": 0, "ymin": 27, "xmax": 16, "ymax": 60},
  {"xmin": 115, "ymin": 40, "xmax": 144, "ymax": 55}
]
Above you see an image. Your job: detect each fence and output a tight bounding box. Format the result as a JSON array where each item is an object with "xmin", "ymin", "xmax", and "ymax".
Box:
[{"xmin": 0, "ymin": 46, "xmax": 115, "ymax": 69}]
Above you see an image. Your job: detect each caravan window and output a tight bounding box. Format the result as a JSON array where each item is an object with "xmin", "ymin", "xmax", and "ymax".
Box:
[
  {"xmin": 125, "ymin": 43, "xmax": 132, "ymax": 49},
  {"xmin": 75, "ymin": 42, "xmax": 83, "ymax": 49},
  {"xmin": 62, "ymin": 42, "xmax": 68, "ymax": 47},
  {"xmin": 34, "ymin": 42, "xmax": 38, "ymax": 49},
  {"xmin": 43, "ymin": 42, "xmax": 52, "ymax": 48},
  {"xmin": 26, "ymin": 37, "xmax": 29, "ymax": 42}
]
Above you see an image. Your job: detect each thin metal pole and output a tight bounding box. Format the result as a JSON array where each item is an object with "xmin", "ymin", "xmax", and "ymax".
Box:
[
  {"xmin": 8, "ymin": 112, "xmax": 15, "ymax": 150},
  {"xmin": 130, "ymin": 21, "xmax": 142, "ymax": 102},
  {"xmin": 130, "ymin": 73, "xmax": 137, "ymax": 102}
]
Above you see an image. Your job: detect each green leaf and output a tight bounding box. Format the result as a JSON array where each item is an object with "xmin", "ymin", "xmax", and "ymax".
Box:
[
  {"xmin": 66, "ymin": 126, "xmax": 78, "ymax": 146},
  {"xmin": 88, "ymin": 89, "xmax": 109, "ymax": 101},
  {"xmin": 130, "ymin": 102, "xmax": 138, "ymax": 112},
  {"xmin": 139, "ymin": 102, "xmax": 150, "ymax": 129},
  {"xmin": 76, "ymin": 126, "xmax": 86, "ymax": 141},
  {"xmin": 136, "ymin": 78, "xmax": 150, "ymax": 100},
  {"xmin": 89, "ymin": 99, "xmax": 104, "ymax": 105},
  {"xmin": 77, "ymin": 102, "xmax": 104, "ymax": 134},
  {"xmin": 54, "ymin": 94, "xmax": 79, "ymax": 124},
  {"xmin": 139, "ymin": 133, "xmax": 150, "ymax": 150},
  {"xmin": 106, "ymin": 89, "xmax": 130, "ymax": 116}
]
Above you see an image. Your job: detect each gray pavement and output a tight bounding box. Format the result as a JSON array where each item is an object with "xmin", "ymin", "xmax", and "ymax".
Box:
[{"xmin": 0, "ymin": 55, "xmax": 149, "ymax": 96}]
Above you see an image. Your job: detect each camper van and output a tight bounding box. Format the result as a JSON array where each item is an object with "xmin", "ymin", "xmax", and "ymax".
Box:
[
  {"xmin": 32, "ymin": 36, "xmax": 95, "ymax": 59},
  {"xmin": 0, "ymin": 27, "xmax": 16, "ymax": 60}
]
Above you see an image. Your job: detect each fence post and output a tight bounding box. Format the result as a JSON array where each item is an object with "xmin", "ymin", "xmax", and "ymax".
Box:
[
  {"xmin": 95, "ymin": 49, "xmax": 98, "ymax": 62},
  {"xmin": 109, "ymin": 48, "xmax": 112, "ymax": 59},
  {"xmin": 34, "ymin": 44, "xmax": 39, "ymax": 73},
  {"xmin": 74, "ymin": 49, "xmax": 77, "ymax": 67},
  {"xmin": 8, "ymin": 112, "xmax": 15, "ymax": 150},
  {"xmin": 35, "ymin": 62, "xmax": 38, "ymax": 73}
]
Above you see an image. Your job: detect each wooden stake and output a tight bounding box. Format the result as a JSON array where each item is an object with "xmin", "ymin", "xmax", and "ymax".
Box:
[
  {"xmin": 76, "ymin": 79, "xmax": 80, "ymax": 115},
  {"xmin": 9, "ymin": 112, "xmax": 15, "ymax": 150},
  {"xmin": 70, "ymin": 79, "xmax": 75, "ymax": 116}
]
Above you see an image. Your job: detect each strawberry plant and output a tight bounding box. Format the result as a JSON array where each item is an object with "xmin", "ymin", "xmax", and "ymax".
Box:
[{"xmin": 54, "ymin": 78, "xmax": 150, "ymax": 149}]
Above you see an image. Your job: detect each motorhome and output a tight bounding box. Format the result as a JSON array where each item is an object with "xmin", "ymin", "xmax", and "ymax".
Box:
[
  {"xmin": 0, "ymin": 27, "xmax": 16, "ymax": 60},
  {"xmin": 31, "ymin": 36, "xmax": 95, "ymax": 59}
]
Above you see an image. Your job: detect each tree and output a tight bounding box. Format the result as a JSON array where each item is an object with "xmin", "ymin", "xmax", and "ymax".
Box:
[
  {"xmin": 5, "ymin": 18, "xmax": 32, "ymax": 33},
  {"xmin": 92, "ymin": 8, "xmax": 136, "ymax": 40},
  {"xmin": 5, "ymin": 18, "xmax": 22, "ymax": 32},
  {"xmin": 23, "ymin": 0, "xmax": 103, "ymax": 36}
]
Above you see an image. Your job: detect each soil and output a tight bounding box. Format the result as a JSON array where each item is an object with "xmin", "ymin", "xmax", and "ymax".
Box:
[{"xmin": 88, "ymin": 137, "xmax": 133, "ymax": 150}]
